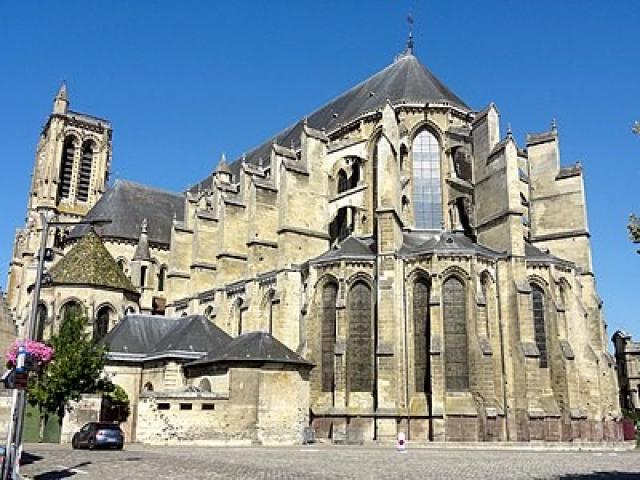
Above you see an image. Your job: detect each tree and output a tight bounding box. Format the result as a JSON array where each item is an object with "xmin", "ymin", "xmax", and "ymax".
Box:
[
  {"xmin": 633, "ymin": 120, "xmax": 640, "ymax": 135},
  {"xmin": 629, "ymin": 122, "xmax": 640, "ymax": 251},
  {"xmin": 27, "ymin": 308, "xmax": 109, "ymax": 441}
]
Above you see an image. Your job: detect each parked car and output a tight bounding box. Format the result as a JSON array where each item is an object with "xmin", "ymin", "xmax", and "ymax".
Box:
[
  {"xmin": 72, "ymin": 422, "xmax": 123, "ymax": 450},
  {"xmin": 0, "ymin": 445, "xmax": 5, "ymax": 477}
]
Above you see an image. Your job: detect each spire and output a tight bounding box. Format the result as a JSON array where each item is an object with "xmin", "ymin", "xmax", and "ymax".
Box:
[
  {"xmin": 551, "ymin": 118, "xmax": 558, "ymax": 133},
  {"xmin": 406, "ymin": 12, "xmax": 415, "ymax": 55},
  {"xmin": 215, "ymin": 153, "xmax": 232, "ymax": 175},
  {"xmin": 53, "ymin": 81, "xmax": 69, "ymax": 114},
  {"xmin": 133, "ymin": 218, "xmax": 151, "ymax": 261}
]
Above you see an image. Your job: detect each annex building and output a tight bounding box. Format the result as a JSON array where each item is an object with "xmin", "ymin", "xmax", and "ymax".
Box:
[{"xmin": 4, "ymin": 42, "xmax": 622, "ymax": 444}]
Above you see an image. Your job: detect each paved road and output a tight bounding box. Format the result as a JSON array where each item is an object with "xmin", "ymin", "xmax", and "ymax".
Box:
[{"xmin": 16, "ymin": 443, "xmax": 640, "ymax": 479}]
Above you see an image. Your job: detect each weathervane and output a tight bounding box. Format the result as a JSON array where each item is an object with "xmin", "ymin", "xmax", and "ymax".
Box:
[{"xmin": 406, "ymin": 10, "xmax": 414, "ymax": 55}]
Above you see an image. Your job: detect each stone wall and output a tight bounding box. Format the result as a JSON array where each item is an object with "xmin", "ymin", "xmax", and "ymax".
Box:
[{"xmin": 60, "ymin": 394, "xmax": 102, "ymax": 443}]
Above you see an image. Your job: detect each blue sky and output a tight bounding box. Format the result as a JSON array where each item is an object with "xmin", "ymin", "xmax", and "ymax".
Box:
[{"xmin": 1, "ymin": 2, "xmax": 639, "ymax": 341}]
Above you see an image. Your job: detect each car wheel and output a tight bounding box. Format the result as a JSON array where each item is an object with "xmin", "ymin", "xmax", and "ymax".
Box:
[
  {"xmin": 88, "ymin": 438, "xmax": 96, "ymax": 450},
  {"xmin": 71, "ymin": 436, "xmax": 79, "ymax": 450},
  {"xmin": 116, "ymin": 444, "xmax": 123, "ymax": 450}
]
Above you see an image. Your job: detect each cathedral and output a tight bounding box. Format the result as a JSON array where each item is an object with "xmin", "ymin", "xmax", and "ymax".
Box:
[{"xmin": 4, "ymin": 42, "xmax": 622, "ymax": 444}]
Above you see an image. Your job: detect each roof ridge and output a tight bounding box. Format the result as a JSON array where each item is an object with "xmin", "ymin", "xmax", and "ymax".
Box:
[{"xmin": 115, "ymin": 178, "xmax": 183, "ymax": 198}]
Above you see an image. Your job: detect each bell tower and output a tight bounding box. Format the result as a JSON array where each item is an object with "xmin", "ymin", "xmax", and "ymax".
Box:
[
  {"xmin": 28, "ymin": 82, "xmax": 112, "ymax": 220},
  {"xmin": 6, "ymin": 83, "xmax": 113, "ymax": 324}
]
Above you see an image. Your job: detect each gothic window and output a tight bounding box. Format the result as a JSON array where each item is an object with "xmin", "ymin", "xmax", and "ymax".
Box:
[
  {"xmin": 143, "ymin": 382, "xmax": 154, "ymax": 392},
  {"xmin": 158, "ymin": 266, "xmax": 167, "ymax": 292},
  {"xmin": 347, "ymin": 281, "xmax": 373, "ymax": 393},
  {"xmin": 531, "ymin": 284, "xmax": 548, "ymax": 368},
  {"xmin": 61, "ymin": 301, "xmax": 83, "ymax": 325},
  {"xmin": 35, "ymin": 304, "xmax": 47, "ymax": 342},
  {"xmin": 413, "ymin": 279, "xmax": 430, "ymax": 393},
  {"xmin": 57, "ymin": 137, "xmax": 75, "ymax": 200},
  {"xmin": 321, "ymin": 282, "xmax": 338, "ymax": 392},
  {"xmin": 234, "ymin": 298, "xmax": 245, "ymax": 335},
  {"xmin": 337, "ymin": 169, "xmax": 349, "ymax": 194},
  {"xmin": 94, "ymin": 305, "xmax": 113, "ymax": 341},
  {"xmin": 349, "ymin": 161, "xmax": 360, "ymax": 189},
  {"xmin": 77, "ymin": 141, "xmax": 94, "ymax": 202},
  {"xmin": 443, "ymin": 277, "xmax": 469, "ymax": 391},
  {"xmin": 480, "ymin": 277, "xmax": 490, "ymax": 338},
  {"xmin": 412, "ymin": 129, "xmax": 442, "ymax": 229}
]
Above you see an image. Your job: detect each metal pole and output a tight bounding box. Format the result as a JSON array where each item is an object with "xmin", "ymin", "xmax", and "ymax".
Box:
[{"xmin": 9, "ymin": 212, "xmax": 49, "ymax": 480}]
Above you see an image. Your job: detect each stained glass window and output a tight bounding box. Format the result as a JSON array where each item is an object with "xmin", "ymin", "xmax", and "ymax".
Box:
[
  {"xmin": 348, "ymin": 282, "xmax": 373, "ymax": 393},
  {"xmin": 443, "ymin": 277, "xmax": 469, "ymax": 391},
  {"xmin": 413, "ymin": 279, "xmax": 430, "ymax": 392},
  {"xmin": 412, "ymin": 130, "xmax": 442, "ymax": 229},
  {"xmin": 321, "ymin": 283, "xmax": 338, "ymax": 392},
  {"xmin": 531, "ymin": 285, "xmax": 548, "ymax": 368}
]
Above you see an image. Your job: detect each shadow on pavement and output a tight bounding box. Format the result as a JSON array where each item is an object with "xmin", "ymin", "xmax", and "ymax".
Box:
[
  {"xmin": 33, "ymin": 470, "xmax": 76, "ymax": 480},
  {"xmin": 20, "ymin": 452, "xmax": 43, "ymax": 466},
  {"xmin": 557, "ymin": 473, "xmax": 640, "ymax": 479}
]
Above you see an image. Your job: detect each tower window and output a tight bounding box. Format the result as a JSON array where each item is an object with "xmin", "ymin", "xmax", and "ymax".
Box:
[
  {"xmin": 412, "ymin": 130, "xmax": 442, "ymax": 229},
  {"xmin": 77, "ymin": 141, "xmax": 94, "ymax": 202},
  {"xmin": 140, "ymin": 265, "xmax": 148, "ymax": 288},
  {"xmin": 58, "ymin": 137, "xmax": 75, "ymax": 200},
  {"xmin": 337, "ymin": 169, "xmax": 349, "ymax": 194},
  {"xmin": 158, "ymin": 266, "xmax": 167, "ymax": 292}
]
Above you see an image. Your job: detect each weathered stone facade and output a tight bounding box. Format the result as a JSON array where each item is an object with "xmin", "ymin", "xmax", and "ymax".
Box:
[
  {"xmin": 5, "ymin": 47, "xmax": 621, "ymax": 443},
  {"xmin": 613, "ymin": 331, "xmax": 640, "ymax": 413}
]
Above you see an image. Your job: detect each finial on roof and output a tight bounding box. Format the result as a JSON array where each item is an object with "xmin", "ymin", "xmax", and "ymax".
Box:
[
  {"xmin": 53, "ymin": 80, "xmax": 69, "ymax": 114},
  {"xmin": 133, "ymin": 218, "xmax": 151, "ymax": 261},
  {"xmin": 56, "ymin": 81, "xmax": 68, "ymax": 101},
  {"xmin": 506, "ymin": 123, "xmax": 513, "ymax": 138},
  {"xmin": 216, "ymin": 153, "xmax": 231, "ymax": 175},
  {"xmin": 406, "ymin": 12, "xmax": 415, "ymax": 55},
  {"xmin": 551, "ymin": 118, "xmax": 558, "ymax": 133},
  {"xmin": 141, "ymin": 218, "xmax": 148, "ymax": 234}
]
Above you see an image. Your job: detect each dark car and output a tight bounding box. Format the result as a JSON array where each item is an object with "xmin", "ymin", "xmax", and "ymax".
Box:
[{"xmin": 72, "ymin": 422, "xmax": 124, "ymax": 450}]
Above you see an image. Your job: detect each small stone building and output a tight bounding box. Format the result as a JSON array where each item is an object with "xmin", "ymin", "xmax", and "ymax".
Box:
[{"xmin": 102, "ymin": 315, "xmax": 311, "ymax": 445}]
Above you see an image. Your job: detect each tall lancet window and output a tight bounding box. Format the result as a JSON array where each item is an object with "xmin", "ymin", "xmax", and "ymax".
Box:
[
  {"xmin": 412, "ymin": 129, "xmax": 442, "ymax": 229},
  {"xmin": 443, "ymin": 277, "xmax": 469, "ymax": 391},
  {"xmin": 321, "ymin": 282, "xmax": 338, "ymax": 392},
  {"xmin": 413, "ymin": 278, "xmax": 430, "ymax": 393},
  {"xmin": 77, "ymin": 141, "xmax": 94, "ymax": 202},
  {"xmin": 347, "ymin": 281, "xmax": 373, "ymax": 393},
  {"xmin": 531, "ymin": 284, "xmax": 548, "ymax": 368},
  {"xmin": 58, "ymin": 137, "xmax": 76, "ymax": 200}
]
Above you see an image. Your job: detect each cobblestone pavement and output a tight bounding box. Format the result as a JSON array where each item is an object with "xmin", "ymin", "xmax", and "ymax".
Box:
[{"xmin": 17, "ymin": 443, "xmax": 640, "ymax": 480}]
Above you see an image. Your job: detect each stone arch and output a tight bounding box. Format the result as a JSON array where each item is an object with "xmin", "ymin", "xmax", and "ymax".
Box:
[
  {"xmin": 527, "ymin": 273, "xmax": 550, "ymax": 290},
  {"xmin": 143, "ymin": 382, "xmax": 154, "ymax": 392},
  {"xmin": 406, "ymin": 266, "xmax": 432, "ymax": 284},
  {"xmin": 58, "ymin": 298, "xmax": 84, "ymax": 323},
  {"xmin": 261, "ymin": 288, "xmax": 277, "ymax": 334},
  {"xmin": 407, "ymin": 119, "xmax": 445, "ymax": 145},
  {"xmin": 440, "ymin": 265, "xmax": 471, "ymax": 282},
  {"xmin": 231, "ymin": 296, "xmax": 246, "ymax": 336},
  {"xmin": 345, "ymin": 271, "xmax": 374, "ymax": 289}
]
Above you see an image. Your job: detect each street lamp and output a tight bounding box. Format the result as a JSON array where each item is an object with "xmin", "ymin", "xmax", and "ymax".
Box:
[{"xmin": 3, "ymin": 213, "xmax": 111, "ymax": 480}]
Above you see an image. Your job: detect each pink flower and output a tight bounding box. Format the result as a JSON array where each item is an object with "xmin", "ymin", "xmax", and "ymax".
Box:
[{"xmin": 6, "ymin": 339, "xmax": 54, "ymax": 368}]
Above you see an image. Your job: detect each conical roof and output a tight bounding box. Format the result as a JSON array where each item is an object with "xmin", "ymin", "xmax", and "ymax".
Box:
[
  {"xmin": 49, "ymin": 230, "xmax": 137, "ymax": 293},
  {"xmin": 190, "ymin": 53, "xmax": 469, "ymax": 191}
]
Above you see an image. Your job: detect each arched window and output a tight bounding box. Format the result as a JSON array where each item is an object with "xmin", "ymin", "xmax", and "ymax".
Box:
[
  {"xmin": 321, "ymin": 282, "xmax": 338, "ymax": 392},
  {"xmin": 443, "ymin": 277, "xmax": 469, "ymax": 391},
  {"xmin": 337, "ymin": 169, "xmax": 349, "ymax": 194},
  {"xmin": 94, "ymin": 305, "xmax": 113, "ymax": 341},
  {"xmin": 234, "ymin": 298, "xmax": 244, "ymax": 335},
  {"xmin": 413, "ymin": 278, "xmax": 430, "ymax": 393},
  {"xmin": 57, "ymin": 137, "xmax": 76, "ymax": 200},
  {"xmin": 117, "ymin": 259, "xmax": 126, "ymax": 272},
  {"xmin": 347, "ymin": 281, "xmax": 373, "ymax": 393},
  {"xmin": 479, "ymin": 275, "xmax": 490, "ymax": 338},
  {"xmin": 204, "ymin": 305, "xmax": 214, "ymax": 320},
  {"xmin": 198, "ymin": 378, "xmax": 212, "ymax": 393},
  {"xmin": 61, "ymin": 301, "xmax": 83, "ymax": 324},
  {"xmin": 531, "ymin": 284, "xmax": 548, "ymax": 368},
  {"xmin": 412, "ymin": 129, "xmax": 442, "ymax": 229},
  {"xmin": 140, "ymin": 265, "xmax": 148, "ymax": 288},
  {"xmin": 349, "ymin": 162, "xmax": 360, "ymax": 189},
  {"xmin": 143, "ymin": 382, "xmax": 154, "ymax": 392},
  {"xmin": 125, "ymin": 306, "xmax": 136, "ymax": 316},
  {"xmin": 77, "ymin": 141, "xmax": 94, "ymax": 202},
  {"xmin": 158, "ymin": 266, "xmax": 167, "ymax": 292},
  {"xmin": 329, "ymin": 207, "xmax": 353, "ymax": 244},
  {"xmin": 35, "ymin": 304, "xmax": 47, "ymax": 342},
  {"xmin": 266, "ymin": 290, "xmax": 276, "ymax": 334}
]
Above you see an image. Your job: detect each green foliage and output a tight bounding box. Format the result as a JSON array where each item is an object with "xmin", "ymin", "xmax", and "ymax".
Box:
[
  {"xmin": 633, "ymin": 120, "xmax": 640, "ymax": 135},
  {"xmin": 629, "ymin": 214, "xmax": 640, "ymax": 246},
  {"xmin": 102, "ymin": 384, "xmax": 131, "ymax": 422},
  {"xmin": 27, "ymin": 308, "xmax": 108, "ymax": 420}
]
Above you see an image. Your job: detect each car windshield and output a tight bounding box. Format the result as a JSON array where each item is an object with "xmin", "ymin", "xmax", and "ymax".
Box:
[{"xmin": 94, "ymin": 423, "xmax": 121, "ymax": 432}]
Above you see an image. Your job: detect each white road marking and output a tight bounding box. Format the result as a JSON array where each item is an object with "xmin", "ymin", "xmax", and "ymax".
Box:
[{"xmin": 57, "ymin": 464, "xmax": 88, "ymax": 474}]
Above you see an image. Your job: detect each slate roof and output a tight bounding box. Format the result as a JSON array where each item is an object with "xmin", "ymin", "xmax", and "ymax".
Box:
[
  {"xmin": 190, "ymin": 53, "xmax": 469, "ymax": 191},
  {"xmin": 68, "ymin": 179, "xmax": 184, "ymax": 247},
  {"xmin": 524, "ymin": 242, "xmax": 572, "ymax": 265},
  {"xmin": 310, "ymin": 236, "xmax": 375, "ymax": 264},
  {"xmin": 188, "ymin": 331, "xmax": 312, "ymax": 368},
  {"xmin": 48, "ymin": 230, "xmax": 137, "ymax": 293},
  {"xmin": 103, "ymin": 314, "xmax": 232, "ymax": 361},
  {"xmin": 399, "ymin": 231, "xmax": 502, "ymax": 258}
]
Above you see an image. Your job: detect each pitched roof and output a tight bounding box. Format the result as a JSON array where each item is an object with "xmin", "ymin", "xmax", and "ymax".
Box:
[
  {"xmin": 190, "ymin": 53, "xmax": 469, "ymax": 191},
  {"xmin": 68, "ymin": 179, "xmax": 184, "ymax": 247},
  {"xmin": 104, "ymin": 314, "xmax": 232, "ymax": 361},
  {"xmin": 399, "ymin": 231, "xmax": 502, "ymax": 258},
  {"xmin": 310, "ymin": 236, "xmax": 375, "ymax": 264},
  {"xmin": 48, "ymin": 230, "xmax": 137, "ymax": 293},
  {"xmin": 525, "ymin": 242, "xmax": 573, "ymax": 265},
  {"xmin": 188, "ymin": 331, "xmax": 312, "ymax": 368}
]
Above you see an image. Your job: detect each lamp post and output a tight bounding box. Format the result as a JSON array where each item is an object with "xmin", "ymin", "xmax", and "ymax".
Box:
[{"xmin": 3, "ymin": 213, "xmax": 110, "ymax": 480}]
